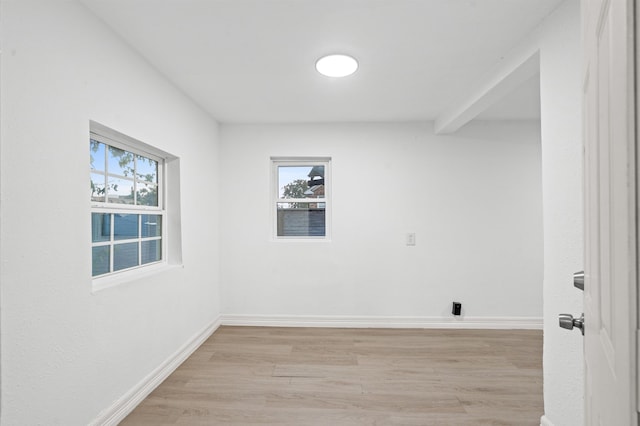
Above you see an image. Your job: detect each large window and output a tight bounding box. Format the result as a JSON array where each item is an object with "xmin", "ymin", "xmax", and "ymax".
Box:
[
  {"xmin": 90, "ymin": 128, "xmax": 165, "ymax": 277},
  {"xmin": 272, "ymin": 157, "xmax": 330, "ymax": 239}
]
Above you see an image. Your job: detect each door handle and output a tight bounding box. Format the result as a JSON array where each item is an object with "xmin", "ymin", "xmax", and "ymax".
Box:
[
  {"xmin": 559, "ymin": 313, "xmax": 584, "ymax": 335},
  {"xmin": 574, "ymin": 270, "xmax": 584, "ymax": 291}
]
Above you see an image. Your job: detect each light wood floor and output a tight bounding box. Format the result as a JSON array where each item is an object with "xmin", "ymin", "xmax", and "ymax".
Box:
[{"xmin": 121, "ymin": 326, "xmax": 543, "ymax": 425}]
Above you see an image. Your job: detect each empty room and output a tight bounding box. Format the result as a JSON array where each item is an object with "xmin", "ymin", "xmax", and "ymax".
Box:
[{"xmin": 5, "ymin": 0, "xmax": 634, "ymax": 425}]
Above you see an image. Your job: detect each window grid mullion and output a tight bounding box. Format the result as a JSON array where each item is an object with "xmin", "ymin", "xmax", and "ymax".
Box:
[
  {"xmin": 277, "ymin": 198, "xmax": 326, "ymax": 203},
  {"xmin": 133, "ymin": 155, "xmax": 138, "ymax": 206},
  {"xmin": 158, "ymin": 157, "xmax": 164, "ymax": 209},
  {"xmin": 91, "ymin": 205, "xmax": 163, "ymax": 214},
  {"xmin": 91, "ymin": 241, "xmax": 111, "ymax": 247},
  {"xmin": 109, "ymin": 213, "xmax": 115, "ymax": 273},
  {"xmin": 104, "ymin": 142, "xmax": 109, "ymax": 203},
  {"xmin": 138, "ymin": 214, "xmax": 142, "ymax": 266}
]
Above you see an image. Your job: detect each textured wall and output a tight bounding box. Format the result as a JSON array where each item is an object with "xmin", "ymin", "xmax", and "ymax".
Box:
[
  {"xmin": 219, "ymin": 121, "xmax": 543, "ymax": 322},
  {"xmin": 0, "ymin": 1, "xmax": 221, "ymax": 424}
]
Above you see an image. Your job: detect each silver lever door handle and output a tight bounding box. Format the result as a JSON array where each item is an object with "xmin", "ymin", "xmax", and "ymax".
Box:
[{"xmin": 559, "ymin": 313, "xmax": 584, "ymax": 335}]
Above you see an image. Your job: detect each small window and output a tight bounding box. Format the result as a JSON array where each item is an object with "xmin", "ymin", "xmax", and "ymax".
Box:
[
  {"xmin": 272, "ymin": 157, "xmax": 330, "ymax": 239},
  {"xmin": 90, "ymin": 127, "xmax": 165, "ymax": 277}
]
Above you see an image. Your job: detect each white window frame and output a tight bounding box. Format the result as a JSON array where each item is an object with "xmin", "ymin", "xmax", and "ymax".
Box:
[
  {"xmin": 90, "ymin": 124, "xmax": 167, "ymax": 281},
  {"xmin": 271, "ymin": 157, "xmax": 331, "ymax": 241}
]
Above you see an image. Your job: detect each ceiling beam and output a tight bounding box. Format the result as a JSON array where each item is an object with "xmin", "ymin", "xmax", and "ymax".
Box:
[{"xmin": 434, "ymin": 42, "xmax": 540, "ymax": 134}]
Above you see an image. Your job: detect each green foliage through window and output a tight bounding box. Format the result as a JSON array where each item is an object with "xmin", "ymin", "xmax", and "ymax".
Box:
[{"xmin": 90, "ymin": 139, "xmax": 159, "ymax": 206}]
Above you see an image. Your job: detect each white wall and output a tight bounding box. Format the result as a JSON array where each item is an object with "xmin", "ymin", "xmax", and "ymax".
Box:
[
  {"xmin": 219, "ymin": 121, "xmax": 543, "ymax": 325},
  {"xmin": 538, "ymin": 1, "xmax": 584, "ymax": 425},
  {"xmin": 0, "ymin": 1, "xmax": 221, "ymax": 425}
]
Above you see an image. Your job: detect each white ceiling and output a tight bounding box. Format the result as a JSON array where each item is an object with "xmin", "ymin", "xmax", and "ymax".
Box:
[{"xmin": 81, "ymin": 0, "xmax": 561, "ymax": 124}]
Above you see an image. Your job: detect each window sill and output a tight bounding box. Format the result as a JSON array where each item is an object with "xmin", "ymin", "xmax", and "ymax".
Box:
[
  {"xmin": 272, "ymin": 237, "xmax": 332, "ymax": 243},
  {"xmin": 91, "ymin": 262, "xmax": 183, "ymax": 293}
]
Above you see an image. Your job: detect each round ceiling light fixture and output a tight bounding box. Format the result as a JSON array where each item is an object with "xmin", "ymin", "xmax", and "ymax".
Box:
[{"xmin": 315, "ymin": 54, "xmax": 358, "ymax": 78}]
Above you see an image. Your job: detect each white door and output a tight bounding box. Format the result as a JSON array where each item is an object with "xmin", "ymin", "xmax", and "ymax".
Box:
[{"xmin": 582, "ymin": 0, "xmax": 637, "ymax": 424}]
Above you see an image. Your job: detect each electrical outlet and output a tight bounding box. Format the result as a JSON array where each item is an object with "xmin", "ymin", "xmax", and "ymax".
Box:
[{"xmin": 452, "ymin": 302, "xmax": 462, "ymax": 316}]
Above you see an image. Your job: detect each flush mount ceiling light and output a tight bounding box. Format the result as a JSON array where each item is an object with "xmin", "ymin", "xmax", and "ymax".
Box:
[{"xmin": 315, "ymin": 54, "xmax": 358, "ymax": 77}]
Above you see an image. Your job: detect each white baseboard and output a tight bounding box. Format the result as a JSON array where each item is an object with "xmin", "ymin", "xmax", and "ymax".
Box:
[
  {"xmin": 220, "ymin": 314, "xmax": 543, "ymax": 329},
  {"xmin": 540, "ymin": 415, "xmax": 555, "ymax": 426},
  {"xmin": 90, "ymin": 316, "xmax": 222, "ymax": 426}
]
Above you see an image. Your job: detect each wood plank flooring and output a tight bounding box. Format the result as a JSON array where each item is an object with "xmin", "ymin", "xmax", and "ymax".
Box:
[{"xmin": 120, "ymin": 326, "xmax": 543, "ymax": 425}]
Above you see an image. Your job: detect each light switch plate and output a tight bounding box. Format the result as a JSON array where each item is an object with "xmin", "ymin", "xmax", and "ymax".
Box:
[{"xmin": 406, "ymin": 233, "xmax": 416, "ymax": 246}]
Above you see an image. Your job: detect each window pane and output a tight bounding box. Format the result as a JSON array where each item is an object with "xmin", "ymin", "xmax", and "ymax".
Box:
[
  {"xmin": 108, "ymin": 146, "xmax": 135, "ymax": 178},
  {"xmin": 113, "ymin": 243, "xmax": 139, "ymax": 271},
  {"xmin": 91, "ymin": 172, "xmax": 106, "ymax": 202},
  {"xmin": 107, "ymin": 176, "xmax": 134, "ymax": 204},
  {"xmin": 136, "ymin": 182, "xmax": 158, "ymax": 206},
  {"xmin": 277, "ymin": 202, "xmax": 325, "ymax": 237},
  {"xmin": 91, "ymin": 213, "xmax": 111, "ymax": 242},
  {"xmin": 278, "ymin": 166, "xmax": 325, "ymax": 199},
  {"xmin": 114, "ymin": 214, "xmax": 139, "ymax": 240},
  {"xmin": 136, "ymin": 155, "xmax": 158, "ymax": 184},
  {"xmin": 141, "ymin": 215, "xmax": 162, "ymax": 237},
  {"xmin": 92, "ymin": 246, "xmax": 110, "ymax": 276},
  {"xmin": 90, "ymin": 140, "xmax": 105, "ymax": 171},
  {"xmin": 141, "ymin": 240, "xmax": 161, "ymax": 264}
]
